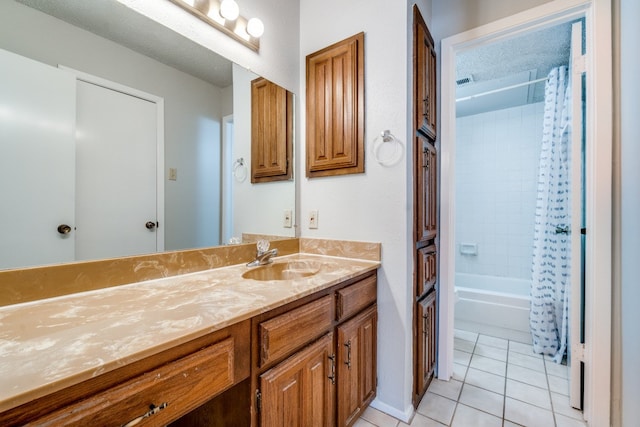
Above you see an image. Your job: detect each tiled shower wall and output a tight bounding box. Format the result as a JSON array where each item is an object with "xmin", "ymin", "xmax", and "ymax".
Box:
[{"xmin": 455, "ymin": 102, "xmax": 544, "ymax": 280}]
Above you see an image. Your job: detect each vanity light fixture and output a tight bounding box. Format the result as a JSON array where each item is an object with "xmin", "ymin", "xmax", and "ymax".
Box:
[{"xmin": 169, "ymin": 0, "xmax": 263, "ymax": 51}]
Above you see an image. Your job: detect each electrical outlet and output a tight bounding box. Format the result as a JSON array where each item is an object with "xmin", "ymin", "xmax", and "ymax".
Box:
[
  {"xmin": 168, "ymin": 167, "xmax": 177, "ymax": 181},
  {"xmin": 283, "ymin": 209, "xmax": 292, "ymax": 228},
  {"xmin": 308, "ymin": 210, "xmax": 318, "ymax": 229}
]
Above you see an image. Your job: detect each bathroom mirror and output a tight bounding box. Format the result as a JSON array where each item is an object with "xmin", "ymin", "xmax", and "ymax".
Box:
[{"xmin": 0, "ymin": 0, "xmax": 296, "ymax": 270}]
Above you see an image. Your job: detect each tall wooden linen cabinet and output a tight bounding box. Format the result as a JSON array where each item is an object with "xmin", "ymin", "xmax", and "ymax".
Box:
[{"xmin": 413, "ymin": 5, "xmax": 438, "ymax": 405}]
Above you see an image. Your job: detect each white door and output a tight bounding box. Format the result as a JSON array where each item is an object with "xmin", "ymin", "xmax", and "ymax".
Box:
[
  {"xmin": 75, "ymin": 80, "xmax": 158, "ymax": 260},
  {"xmin": 569, "ymin": 19, "xmax": 587, "ymax": 410},
  {"xmin": 0, "ymin": 48, "xmax": 76, "ymax": 269}
]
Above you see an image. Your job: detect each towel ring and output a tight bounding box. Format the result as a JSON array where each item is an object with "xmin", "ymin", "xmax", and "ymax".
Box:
[
  {"xmin": 233, "ymin": 158, "xmax": 248, "ymax": 182},
  {"xmin": 371, "ymin": 130, "xmax": 403, "ymax": 166}
]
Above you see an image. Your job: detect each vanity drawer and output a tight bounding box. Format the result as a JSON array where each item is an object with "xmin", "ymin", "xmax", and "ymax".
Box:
[
  {"xmin": 259, "ymin": 295, "xmax": 334, "ymax": 367},
  {"xmin": 31, "ymin": 337, "xmax": 237, "ymax": 427},
  {"xmin": 335, "ymin": 274, "xmax": 377, "ymax": 322}
]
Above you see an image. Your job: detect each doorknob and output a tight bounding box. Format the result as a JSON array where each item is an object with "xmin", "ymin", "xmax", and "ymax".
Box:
[
  {"xmin": 145, "ymin": 221, "xmax": 157, "ymax": 230},
  {"xmin": 57, "ymin": 224, "xmax": 72, "ymax": 235}
]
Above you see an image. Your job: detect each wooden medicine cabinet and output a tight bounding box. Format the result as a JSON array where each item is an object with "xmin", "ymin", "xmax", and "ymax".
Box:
[{"xmin": 306, "ymin": 32, "xmax": 365, "ymax": 178}]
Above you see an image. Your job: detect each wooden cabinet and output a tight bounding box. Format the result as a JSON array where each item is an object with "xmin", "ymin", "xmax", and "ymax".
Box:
[
  {"xmin": 2, "ymin": 272, "xmax": 377, "ymax": 427},
  {"xmin": 416, "ymin": 137, "xmax": 437, "ymax": 242},
  {"xmin": 3, "ymin": 321, "xmax": 251, "ymax": 427},
  {"xmin": 251, "ymin": 77, "xmax": 293, "ymax": 183},
  {"xmin": 255, "ymin": 272, "xmax": 377, "ymax": 427},
  {"xmin": 260, "ymin": 333, "xmax": 335, "ymax": 427},
  {"xmin": 336, "ymin": 305, "xmax": 377, "ymax": 427},
  {"xmin": 412, "ymin": 4, "xmax": 438, "ymax": 407},
  {"xmin": 416, "ymin": 291, "xmax": 437, "ymax": 399},
  {"xmin": 306, "ymin": 32, "xmax": 364, "ymax": 178},
  {"xmin": 414, "ymin": 6, "xmax": 437, "ymax": 139}
]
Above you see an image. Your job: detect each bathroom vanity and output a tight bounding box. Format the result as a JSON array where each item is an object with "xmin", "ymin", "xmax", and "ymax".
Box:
[{"xmin": 0, "ymin": 244, "xmax": 379, "ymax": 427}]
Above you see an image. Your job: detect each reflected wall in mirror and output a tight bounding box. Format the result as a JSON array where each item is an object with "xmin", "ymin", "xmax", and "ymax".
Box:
[{"xmin": 0, "ymin": 0, "xmax": 295, "ymax": 271}]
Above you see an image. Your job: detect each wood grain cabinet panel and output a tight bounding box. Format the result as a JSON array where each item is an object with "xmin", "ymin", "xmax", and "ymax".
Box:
[
  {"xmin": 417, "ymin": 245, "xmax": 437, "ymax": 298},
  {"xmin": 251, "ymin": 77, "xmax": 293, "ymax": 183},
  {"xmin": 31, "ymin": 337, "xmax": 238, "ymax": 427},
  {"xmin": 306, "ymin": 32, "xmax": 364, "ymax": 178},
  {"xmin": 416, "ymin": 137, "xmax": 438, "ymax": 242},
  {"xmin": 416, "ymin": 291, "xmax": 436, "ymax": 401},
  {"xmin": 336, "ymin": 305, "xmax": 377, "ymax": 427},
  {"xmin": 260, "ymin": 333, "xmax": 335, "ymax": 427},
  {"xmin": 259, "ymin": 295, "xmax": 334, "ymax": 367},
  {"xmin": 335, "ymin": 274, "xmax": 377, "ymax": 322},
  {"xmin": 414, "ymin": 6, "xmax": 437, "ymax": 139}
]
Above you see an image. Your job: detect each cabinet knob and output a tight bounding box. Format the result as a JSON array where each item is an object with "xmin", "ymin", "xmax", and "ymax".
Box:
[{"xmin": 145, "ymin": 221, "xmax": 157, "ymax": 230}]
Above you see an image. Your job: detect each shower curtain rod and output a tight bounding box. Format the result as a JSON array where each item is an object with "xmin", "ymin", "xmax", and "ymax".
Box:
[{"xmin": 455, "ymin": 76, "xmax": 548, "ymax": 103}]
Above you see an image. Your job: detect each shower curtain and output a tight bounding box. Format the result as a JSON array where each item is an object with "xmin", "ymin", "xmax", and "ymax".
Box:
[{"xmin": 530, "ymin": 66, "xmax": 572, "ymax": 363}]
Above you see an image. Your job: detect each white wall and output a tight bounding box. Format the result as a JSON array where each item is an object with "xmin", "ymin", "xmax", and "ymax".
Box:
[
  {"xmin": 619, "ymin": 0, "xmax": 640, "ymax": 423},
  {"xmin": 455, "ymin": 103, "xmax": 544, "ymax": 281},
  {"xmin": 298, "ymin": 0, "xmax": 429, "ymax": 420},
  {"xmin": 231, "ymin": 64, "xmax": 296, "ymax": 238},
  {"xmin": 431, "ymin": 0, "xmax": 553, "ymax": 41},
  {"xmin": 0, "ymin": 1, "xmax": 229, "ymax": 251}
]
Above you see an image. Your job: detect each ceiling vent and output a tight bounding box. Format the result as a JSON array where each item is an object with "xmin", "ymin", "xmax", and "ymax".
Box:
[{"xmin": 456, "ymin": 75, "xmax": 474, "ymax": 86}]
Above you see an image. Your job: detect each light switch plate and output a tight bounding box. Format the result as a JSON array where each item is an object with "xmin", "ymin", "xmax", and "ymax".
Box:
[
  {"xmin": 168, "ymin": 167, "xmax": 177, "ymax": 181},
  {"xmin": 309, "ymin": 210, "xmax": 318, "ymax": 229},
  {"xmin": 283, "ymin": 209, "xmax": 292, "ymax": 228}
]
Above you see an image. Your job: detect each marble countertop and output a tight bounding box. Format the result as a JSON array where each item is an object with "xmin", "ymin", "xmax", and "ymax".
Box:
[{"xmin": 0, "ymin": 253, "xmax": 379, "ymax": 413}]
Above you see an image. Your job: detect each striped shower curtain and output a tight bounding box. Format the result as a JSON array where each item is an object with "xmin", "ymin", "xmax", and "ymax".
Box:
[{"xmin": 530, "ymin": 66, "xmax": 572, "ymax": 363}]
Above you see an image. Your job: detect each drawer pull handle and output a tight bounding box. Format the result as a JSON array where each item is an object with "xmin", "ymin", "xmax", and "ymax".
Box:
[
  {"xmin": 344, "ymin": 340, "xmax": 352, "ymax": 370},
  {"xmin": 328, "ymin": 354, "xmax": 336, "ymax": 384},
  {"xmin": 122, "ymin": 402, "xmax": 168, "ymax": 427}
]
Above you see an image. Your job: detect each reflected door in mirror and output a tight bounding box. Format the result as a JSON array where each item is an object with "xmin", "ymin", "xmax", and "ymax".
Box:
[
  {"xmin": 0, "ymin": 48, "xmax": 76, "ymax": 269},
  {"xmin": 75, "ymin": 80, "xmax": 159, "ymax": 261}
]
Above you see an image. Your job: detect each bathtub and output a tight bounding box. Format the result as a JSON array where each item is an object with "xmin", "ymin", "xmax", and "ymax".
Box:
[{"xmin": 455, "ymin": 273, "xmax": 531, "ymax": 333}]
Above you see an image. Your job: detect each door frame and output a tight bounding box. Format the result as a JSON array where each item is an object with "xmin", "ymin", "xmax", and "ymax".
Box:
[
  {"xmin": 221, "ymin": 114, "xmax": 234, "ymax": 243},
  {"xmin": 438, "ymin": 0, "xmax": 612, "ymax": 425},
  {"xmin": 60, "ymin": 66, "xmax": 165, "ymax": 253}
]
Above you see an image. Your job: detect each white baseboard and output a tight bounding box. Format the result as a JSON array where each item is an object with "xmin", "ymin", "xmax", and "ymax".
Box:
[{"xmin": 369, "ymin": 398, "xmax": 415, "ymax": 424}]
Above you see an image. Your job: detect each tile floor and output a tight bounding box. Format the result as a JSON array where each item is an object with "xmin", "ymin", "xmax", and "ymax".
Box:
[{"xmin": 355, "ymin": 329, "xmax": 586, "ymax": 427}]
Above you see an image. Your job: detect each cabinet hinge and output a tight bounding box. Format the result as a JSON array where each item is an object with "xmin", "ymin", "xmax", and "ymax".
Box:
[{"xmin": 255, "ymin": 389, "xmax": 262, "ymax": 412}]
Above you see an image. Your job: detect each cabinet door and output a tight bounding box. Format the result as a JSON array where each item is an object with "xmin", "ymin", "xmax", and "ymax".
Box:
[
  {"xmin": 414, "ymin": 6, "xmax": 436, "ymax": 139},
  {"xmin": 416, "ymin": 138, "xmax": 437, "ymax": 242},
  {"xmin": 306, "ymin": 32, "xmax": 364, "ymax": 178},
  {"xmin": 417, "ymin": 245, "xmax": 437, "ymax": 298},
  {"xmin": 260, "ymin": 333, "xmax": 335, "ymax": 427},
  {"xmin": 416, "ymin": 292, "xmax": 437, "ymax": 399},
  {"xmin": 251, "ymin": 77, "xmax": 293, "ymax": 183},
  {"xmin": 336, "ymin": 305, "xmax": 377, "ymax": 427}
]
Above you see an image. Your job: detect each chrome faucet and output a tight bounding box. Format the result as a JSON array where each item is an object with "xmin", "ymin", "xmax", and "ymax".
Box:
[{"xmin": 246, "ymin": 240, "xmax": 278, "ymax": 267}]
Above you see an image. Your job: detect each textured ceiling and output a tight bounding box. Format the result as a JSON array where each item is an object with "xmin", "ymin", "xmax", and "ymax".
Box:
[
  {"xmin": 456, "ymin": 21, "xmax": 573, "ymax": 112},
  {"xmin": 16, "ymin": 0, "xmax": 233, "ymax": 88}
]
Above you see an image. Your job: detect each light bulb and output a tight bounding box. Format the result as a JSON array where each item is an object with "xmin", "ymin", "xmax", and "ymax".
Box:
[
  {"xmin": 247, "ymin": 18, "xmax": 264, "ymax": 38},
  {"xmin": 220, "ymin": 0, "xmax": 239, "ymax": 21}
]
